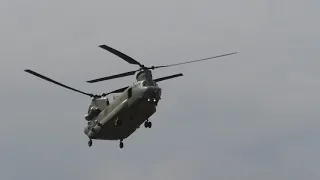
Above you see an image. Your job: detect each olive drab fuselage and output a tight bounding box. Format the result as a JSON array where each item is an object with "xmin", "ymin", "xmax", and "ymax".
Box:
[{"xmin": 84, "ymin": 76, "xmax": 161, "ymax": 141}]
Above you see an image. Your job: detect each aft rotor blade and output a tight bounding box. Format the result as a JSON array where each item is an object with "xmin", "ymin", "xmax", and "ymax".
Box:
[
  {"xmin": 154, "ymin": 73, "xmax": 183, "ymax": 82},
  {"xmin": 86, "ymin": 70, "xmax": 138, "ymax": 83},
  {"xmin": 101, "ymin": 86, "xmax": 129, "ymax": 96},
  {"xmin": 24, "ymin": 69, "xmax": 95, "ymax": 97},
  {"xmin": 99, "ymin": 45, "xmax": 143, "ymax": 66},
  {"xmin": 153, "ymin": 52, "xmax": 237, "ymax": 69}
]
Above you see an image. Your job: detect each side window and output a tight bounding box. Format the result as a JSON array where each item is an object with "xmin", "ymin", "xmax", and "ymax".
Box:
[{"xmin": 128, "ymin": 88, "xmax": 132, "ymax": 98}]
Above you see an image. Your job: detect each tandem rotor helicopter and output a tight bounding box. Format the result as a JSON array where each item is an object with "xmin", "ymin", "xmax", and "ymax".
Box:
[{"xmin": 24, "ymin": 44, "xmax": 237, "ymax": 149}]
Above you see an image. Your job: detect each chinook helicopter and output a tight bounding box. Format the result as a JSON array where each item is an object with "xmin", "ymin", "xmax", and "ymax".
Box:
[{"xmin": 24, "ymin": 44, "xmax": 237, "ymax": 149}]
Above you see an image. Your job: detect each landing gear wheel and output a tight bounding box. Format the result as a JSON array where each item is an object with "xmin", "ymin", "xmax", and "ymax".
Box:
[
  {"xmin": 119, "ymin": 139, "xmax": 124, "ymax": 149},
  {"xmin": 144, "ymin": 121, "xmax": 152, "ymax": 128},
  {"xmin": 88, "ymin": 139, "xmax": 92, "ymax": 147}
]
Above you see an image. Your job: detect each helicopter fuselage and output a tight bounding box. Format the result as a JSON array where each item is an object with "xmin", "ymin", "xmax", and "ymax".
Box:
[{"xmin": 84, "ymin": 80, "xmax": 161, "ymax": 141}]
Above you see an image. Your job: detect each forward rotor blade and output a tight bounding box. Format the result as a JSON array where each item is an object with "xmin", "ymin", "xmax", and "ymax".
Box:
[
  {"xmin": 99, "ymin": 45, "xmax": 142, "ymax": 66},
  {"xmin": 101, "ymin": 86, "xmax": 129, "ymax": 96},
  {"xmin": 153, "ymin": 52, "xmax": 237, "ymax": 69},
  {"xmin": 154, "ymin": 73, "xmax": 183, "ymax": 82},
  {"xmin": 24, "ymin": 69, "xmax": 95, "ymax": 97},
  {"xmin": 86, "ymin": 70, "xmax": 138, "ymax": 83}
]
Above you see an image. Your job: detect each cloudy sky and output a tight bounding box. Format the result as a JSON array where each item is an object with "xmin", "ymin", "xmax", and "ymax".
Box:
[{"xmin": 1, "ymin": 0, "xmax": 320, "ymax": 179}]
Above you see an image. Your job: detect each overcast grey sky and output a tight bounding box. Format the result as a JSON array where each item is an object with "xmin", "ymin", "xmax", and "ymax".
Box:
[{"xmin": 1, "ymin": 0, "xmax": 320, "ymax": 179}]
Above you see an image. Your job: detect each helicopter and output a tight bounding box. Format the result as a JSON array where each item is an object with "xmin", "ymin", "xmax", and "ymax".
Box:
[{"xmin": 24, "ymin": 44, "xmax": 237, "ymax": 149}]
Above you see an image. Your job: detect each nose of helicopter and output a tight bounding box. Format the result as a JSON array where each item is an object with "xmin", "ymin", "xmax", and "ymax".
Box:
[{"xmin": 143, "ymin": 86, "xmax": 161, "ymax": 102}]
